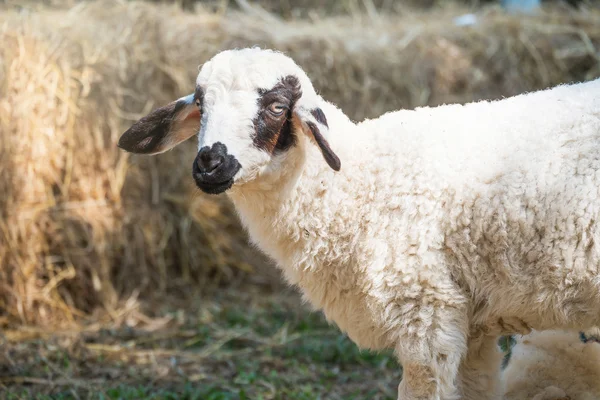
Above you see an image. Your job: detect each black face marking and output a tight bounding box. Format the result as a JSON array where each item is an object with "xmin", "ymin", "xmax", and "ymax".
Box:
[
  {"xmin": 253, "ymin": 75, "xmax": 302, "ymax": 154},
  {"xmin": 248, "ymin": 75, "xmax": 340, "ymax": 171},
  {"xmin": 310, "ymin": 108, "xmax": 328, "ymax": 128},
  {"xmin": 194, "ymin": 85, "xmax": 204, "ymax": 108}
]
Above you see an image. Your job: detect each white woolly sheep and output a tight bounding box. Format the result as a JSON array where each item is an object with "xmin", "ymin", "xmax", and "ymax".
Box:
[
  {"xmin": 118, "ymin": 47, "xmax": 600, "ymax": 400},
  {"xmin": 501, "ymin": 329, "xmax": 600, "ymax": 400}
]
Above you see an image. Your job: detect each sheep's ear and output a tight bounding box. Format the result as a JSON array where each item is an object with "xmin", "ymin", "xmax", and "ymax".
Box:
[
  {"xmin": 294, "ymin": 106, "xmax": 341, "ymax": 171},
  {"xmin": 118, "ymin": 94, "xmax": 200, "ymax": 155}
]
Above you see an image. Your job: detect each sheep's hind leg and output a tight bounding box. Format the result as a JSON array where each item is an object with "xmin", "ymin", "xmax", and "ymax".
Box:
[
  {"xmin": 395, "ymin": 308, "xmax": 468, "ymax": 400},
  {"xmin": 457, "ymin": 331, "xmax": 503, "ymax": 400},
  {"xmin": 458, "ymin": 318, "xmax": 531, "ymax": 400}
]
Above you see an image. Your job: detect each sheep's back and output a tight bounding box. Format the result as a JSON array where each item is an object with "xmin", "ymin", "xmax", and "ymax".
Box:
[{"xmin": 352, "ymin": 77, "xmax": 600, "ymax": 329}]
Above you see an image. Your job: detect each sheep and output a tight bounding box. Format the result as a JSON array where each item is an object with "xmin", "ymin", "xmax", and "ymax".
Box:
[
  {"xmin": 117, "ymin": 47, "xmax": 600, "ymax": 400},
  {"xmin": 501, "ymin": 328, "xmax": 600, "ymax": 400}
]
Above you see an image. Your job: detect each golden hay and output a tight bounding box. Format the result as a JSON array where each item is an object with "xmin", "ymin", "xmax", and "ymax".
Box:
[{"xmin": 0, "ymin": 0, "xmax": 599, "ymax": 327}]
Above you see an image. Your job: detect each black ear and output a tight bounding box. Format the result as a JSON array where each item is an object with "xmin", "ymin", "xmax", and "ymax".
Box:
[
  {"xmin": 295, "ymin": 107, "xmax": 340, "ymax": 171},
  {"xmin": 118, "ymin": 94, "xmax": 200, "ymax": 155},
  {"xmin": 305, "ymin": 120, "xmax": 340, "ymax": 171}
]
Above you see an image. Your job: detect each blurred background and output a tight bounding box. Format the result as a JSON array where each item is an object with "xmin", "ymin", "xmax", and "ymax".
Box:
[{"xmin": 0, "ymin": 0, "xmax": 599, "ymax": 398}]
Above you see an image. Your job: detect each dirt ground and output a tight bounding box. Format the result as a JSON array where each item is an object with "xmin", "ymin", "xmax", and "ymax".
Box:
[{"xmin": 0, "ymin": 285, "xmax": 515, "ymax": 399}]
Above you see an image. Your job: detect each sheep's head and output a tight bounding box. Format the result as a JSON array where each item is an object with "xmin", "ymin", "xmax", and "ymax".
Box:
[{"xmin": 118, "ymin": 48, "xmax": 340, "ymax": 195}]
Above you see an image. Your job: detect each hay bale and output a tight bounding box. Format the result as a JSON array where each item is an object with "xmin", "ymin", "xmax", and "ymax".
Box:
[
  {"xmin": 1, "ymin": 0, "xmax": 599, "ymax": 326},
  {"xmin": 0, "ymin": 4, "xmax": 264, "ymax": 326}
]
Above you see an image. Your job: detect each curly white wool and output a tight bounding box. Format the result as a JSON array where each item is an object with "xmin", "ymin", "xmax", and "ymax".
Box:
[
  {"xmin": 223, "ymin": 50, "xmax": 600, "ymax": 400},
  {"xmin": 217, "ymin": 49, "xmax": 600, "ymax": 400},
  {"xmin": 502, "ymin": 329, "xmax": 600, "ymax": 400},
  {"xmin": 119, "ymin": 48, "xmax": 600, "ymax": 400}
]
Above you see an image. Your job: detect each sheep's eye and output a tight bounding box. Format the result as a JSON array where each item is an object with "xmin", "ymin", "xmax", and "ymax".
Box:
[
  {"xmin": 195, "ymin": 99, "xmax": 201, "ymax": 108},
  {"xmin": 268, "ymin": 103, "xmax": 286, "ymax": 116}
]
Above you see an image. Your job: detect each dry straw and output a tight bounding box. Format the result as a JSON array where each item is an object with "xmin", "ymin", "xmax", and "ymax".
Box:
[{"xmin": 0, "ymin": 0, "xmax": 599, "ymax": 327}]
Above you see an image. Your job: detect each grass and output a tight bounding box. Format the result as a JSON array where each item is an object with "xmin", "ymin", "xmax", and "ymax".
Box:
[
  {"xmin": 0, "ymin": 287, "xmax": 518, "ymax": 400},
  {"xmin": 0, "ymin": 289, "xmax": 403, "ymax": 400}
]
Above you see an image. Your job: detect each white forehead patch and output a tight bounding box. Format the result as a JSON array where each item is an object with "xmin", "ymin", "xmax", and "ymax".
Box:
[{"xmin": 195, "ymin": 48, "xmax": 315, "ymax": 103}]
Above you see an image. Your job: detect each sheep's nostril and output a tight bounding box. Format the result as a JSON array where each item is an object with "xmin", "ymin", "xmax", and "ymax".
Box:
[
  {"xmin": 200, "ymin": 151, "xmax": 211, "ymax": 163},
  {"xmin": 196, "ymin": 152, "xmax": 223, "ymax": 173},
  {"xmin": 206, "ymin": 156, "xmax": 223, "ymax": 172}
]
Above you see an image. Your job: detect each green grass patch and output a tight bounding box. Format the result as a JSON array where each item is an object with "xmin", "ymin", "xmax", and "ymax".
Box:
[{"xmin": 1, "ymin": 292, "xmax": 403, "ymax": 400}]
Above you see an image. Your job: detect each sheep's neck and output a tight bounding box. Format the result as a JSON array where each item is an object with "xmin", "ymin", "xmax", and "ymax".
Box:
[{"xmin": 227, "ymin": 145, "xmax": 334, "ymax": 281}]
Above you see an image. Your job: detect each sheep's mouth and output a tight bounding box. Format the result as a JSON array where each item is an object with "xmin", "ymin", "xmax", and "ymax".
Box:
[
  {"xmin": 194, "ymin": 177, "xmax": 236, "ymax": 195},
  {"xmin": 192, "ymin": 157, "xmax": 241, "ymax": 195}
]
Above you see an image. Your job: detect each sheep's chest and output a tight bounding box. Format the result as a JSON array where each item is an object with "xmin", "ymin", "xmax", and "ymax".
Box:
[
  {"xmin": 299, "ymin": 274, "xmax": 391, "ymax": 351},
  {"xmin": 280, "ymin": 249, "xmax": 392, "ymax": 351}
]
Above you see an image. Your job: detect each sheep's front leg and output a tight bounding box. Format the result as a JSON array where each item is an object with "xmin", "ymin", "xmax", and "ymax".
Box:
[{"xmin": 395, "ymin": 308, "xmax": 468, "ymax": 400}]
